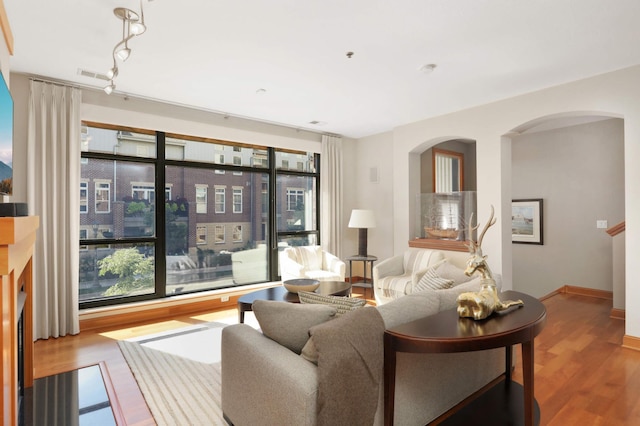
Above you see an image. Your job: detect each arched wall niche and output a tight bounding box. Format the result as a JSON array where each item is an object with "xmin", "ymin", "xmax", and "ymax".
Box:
[
  {"xmin": 407, "ymin": 136, "xmax": 477, "ymax": 251},
  {"xmin": 509, "ymin": 110, "xmax": 622, "ymax": 134}
]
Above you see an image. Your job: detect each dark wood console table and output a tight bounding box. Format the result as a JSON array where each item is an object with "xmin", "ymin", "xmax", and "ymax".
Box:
[{"xmin": 384, "ymin": 290, "xmax": 546, "ymax": 426}]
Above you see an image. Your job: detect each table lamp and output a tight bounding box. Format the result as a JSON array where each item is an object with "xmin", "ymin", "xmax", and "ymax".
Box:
[{"xmin": 348, "ymin": 209, "xmax": 376, "ymax": 256}]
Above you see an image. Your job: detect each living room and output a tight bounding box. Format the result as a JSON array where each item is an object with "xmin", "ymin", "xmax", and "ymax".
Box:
[{"xmin": 2, "ymin": 1, "xmax": 640, "ymax": 425}]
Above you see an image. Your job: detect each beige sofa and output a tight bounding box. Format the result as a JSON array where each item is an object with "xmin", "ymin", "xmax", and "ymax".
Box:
[
  {"xmin": 373, "ymin": 247, "xmax": 473, "ymax": 305},
  {"xmin": 221, "ymin": 275, "xmax": 505, "ymax": 425}
]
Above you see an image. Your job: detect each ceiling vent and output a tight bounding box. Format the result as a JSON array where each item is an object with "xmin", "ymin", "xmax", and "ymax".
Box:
[{"xmin": 77, "ymin": 68, "xmax": 110, "ymax": 82}]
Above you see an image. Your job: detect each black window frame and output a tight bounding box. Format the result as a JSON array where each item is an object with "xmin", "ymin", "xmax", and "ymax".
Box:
[{"xmin": 79, "ymin": 122, "xmax": 321, "ymax": 309}]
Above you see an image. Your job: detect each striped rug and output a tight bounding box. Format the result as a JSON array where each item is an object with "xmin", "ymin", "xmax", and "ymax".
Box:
[{"xmin": 118, "ymin": 323, "xmax": 228, "ymax": 425}]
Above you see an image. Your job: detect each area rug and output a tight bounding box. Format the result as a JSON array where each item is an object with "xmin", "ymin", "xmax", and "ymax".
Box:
[{"xmin": 118, "ymin": 322, "xmax": 229, "ymax": 425}]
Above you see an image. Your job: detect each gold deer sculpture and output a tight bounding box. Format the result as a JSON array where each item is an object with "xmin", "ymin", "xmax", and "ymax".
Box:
[{"xmin": 456, "ymin": 205, "xmax": 524, "ymax": 320}]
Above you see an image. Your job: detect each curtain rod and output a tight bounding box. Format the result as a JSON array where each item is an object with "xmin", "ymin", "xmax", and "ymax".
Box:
[
  {"xmin": 29, "ymin": 76, "xmax": 81, "ymax": 90},
  {"xmin": 24, "ymin": 73, "xmax": 342, "ymax": 139}
]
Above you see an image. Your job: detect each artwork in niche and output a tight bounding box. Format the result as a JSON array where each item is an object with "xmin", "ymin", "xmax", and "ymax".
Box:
[
  {"xmin": 512, "ymin": 199, "xmax": 543, "ymax": 245},
  {"xmin": 0, "ymin": 72, "xmax": 12, "ymax": 196}
]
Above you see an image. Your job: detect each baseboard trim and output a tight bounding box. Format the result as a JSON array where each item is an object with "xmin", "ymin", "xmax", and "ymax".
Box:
[
  {"xmin": 622, "ymin": 335, "xmax": 640, "ymax": 352},
  {"xmin": 553, "ymin": 285, "xmax": 613, "ymax": 300},
  {"xmin": 539, "ymin": 288, "xmax": 563, "ymax": 301},
  {"xmin": 610, "ymin": 308, "xmax": 626, "ymax": 321}
]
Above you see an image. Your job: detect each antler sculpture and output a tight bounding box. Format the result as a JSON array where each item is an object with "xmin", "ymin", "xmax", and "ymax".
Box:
[{"xmin": 456, "ymin": 205, "xmax": 524, "ymax": 320}]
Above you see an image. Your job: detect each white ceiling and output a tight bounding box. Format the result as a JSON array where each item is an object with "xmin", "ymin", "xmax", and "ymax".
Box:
[{"xmin": 5, "ymin": 0, "xmax": 640, "ymax": 138}]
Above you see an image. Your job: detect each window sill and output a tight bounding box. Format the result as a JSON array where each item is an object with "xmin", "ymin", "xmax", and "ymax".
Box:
[{"xmin": 79, "ymin": 281, "xmax": 280, "ymax": 331}]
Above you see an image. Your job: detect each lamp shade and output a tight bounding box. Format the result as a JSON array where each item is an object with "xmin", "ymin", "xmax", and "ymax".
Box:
[{"xmin": 348, "ymin": 209, "xmax": 376, "ymax": 228}]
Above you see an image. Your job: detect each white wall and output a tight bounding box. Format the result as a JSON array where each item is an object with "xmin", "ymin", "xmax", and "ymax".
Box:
[
  {"xmin": 511, "ymin": 118, "xmax": 624, "ymax": 298},
  {"xmin": 350, "ymin": 65, "xmax": 640, "ymax": 340},
  {"xmin": 8, "ymin": 73, "xmax": 330, "ymax": 205},
  {"xmin": 343, "ymin": 131, "xmax": 395, "ymax": 277}
]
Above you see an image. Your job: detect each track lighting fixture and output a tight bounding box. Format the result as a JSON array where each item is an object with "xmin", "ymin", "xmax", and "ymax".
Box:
[
  {"xmin": 106, "ymin": 65, "xmax": 119, "ymax": 80},
  {"xmin": 104, "ymin": 0, "xmax": 149, "ymax": 94},
  {"xmin": 104, "ymin": 81, "xmax": 116, "ymax": 95}
]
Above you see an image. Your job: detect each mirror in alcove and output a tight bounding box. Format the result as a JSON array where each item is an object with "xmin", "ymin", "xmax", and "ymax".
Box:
[
  {"xmin": 415, "ymin": 140, "xmax": 477, "ymax": 243},
  {"xmin": 433, "ymin": 148, "xmax": 464, "ymax": 192}
]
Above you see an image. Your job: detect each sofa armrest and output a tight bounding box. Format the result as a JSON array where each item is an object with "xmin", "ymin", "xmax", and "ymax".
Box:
[
  {"xmin": 372, "ymin": 255, "xmax": 404, "ymax": 285},
  {"xmin": 323, "ymin": 251, "xmax": 346, "ymax": 280},
  {"xmin": 221, "ymin": 324, "xmax": 318, "ymax": 426}
]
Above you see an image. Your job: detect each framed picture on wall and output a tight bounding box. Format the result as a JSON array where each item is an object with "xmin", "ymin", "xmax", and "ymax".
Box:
[{"xmin": 512, "ymin": 199, "xmax": 543, "ymax": 245}]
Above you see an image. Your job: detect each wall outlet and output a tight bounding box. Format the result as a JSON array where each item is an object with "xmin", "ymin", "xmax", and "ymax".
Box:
[
  {"xmin": 596, "ymin": 220, "xmax": 608, "ymax": 229},
  {"xmin": 221, "ymin": 295, "xmax": 230, "ymax": 302}
]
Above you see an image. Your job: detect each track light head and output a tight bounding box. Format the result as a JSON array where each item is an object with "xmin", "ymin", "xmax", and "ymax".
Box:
[
  {"xmin": 106, "ymin": 66, "xmax": 119, "ymax": 79},
  {"xmin": 130, "ymin": 22, "xmax": 146, "ymax": 35},
  {"xmin": 115, "ymin": 47, "xmax": 131, "ymax": 61},
  {"xmin": 104, "ymin": 82, "xmax": 115, "ymax": 95}
]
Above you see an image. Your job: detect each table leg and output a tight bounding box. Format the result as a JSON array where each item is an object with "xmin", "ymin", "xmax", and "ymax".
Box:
[
  {"xmin": 239, "ymin": 306, "xmax": 245, "ymax": 324},
  {"xmin": 522, "ymin": 340, "xmax": 535, "ymax": 426},
  {"xmin": 384, "ymin": 335, "xmax": 397, "ymax": 426},
  {"xmin": 349, "ymin": 260, "xmax": 354, "ymax": 296},
  {"xmin": 505, "ymin": 345, "xmax": 512, "ymax": 382},
  {"xmin": 364, "ymin": 261, "xmax": 368, "ymax": 298}
]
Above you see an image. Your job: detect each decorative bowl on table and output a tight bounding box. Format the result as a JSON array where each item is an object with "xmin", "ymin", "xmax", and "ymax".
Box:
[{"xmin": 283, "ymin": 278, "xmax": 320, "ymax": 294}]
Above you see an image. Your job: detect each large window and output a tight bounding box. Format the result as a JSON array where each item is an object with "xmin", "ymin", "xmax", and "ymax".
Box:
[
  {"xmin": 215, "ymin": 187, "xmax": 226, "ymax": 213},
  {"xmin": 80, "ymin": 181, "xmax": 88, "ymax": 213},
  {"xmin": 195, "ymin": 185, "xmax": 208, "ymax": 214},
  {"xmin": 80, "ymin": 123, "xmax": 320, "ymax": 307},
  {"xmin": 95, "ymin": 182, "xmax": 111, "ymax": 213},
  {"xmin": 286, "ymin": 188, "xmax": 304, "ymax": 211},
  {"xmin": 232, "ymin": 187, "xmax": 243, "ymax": 213}
]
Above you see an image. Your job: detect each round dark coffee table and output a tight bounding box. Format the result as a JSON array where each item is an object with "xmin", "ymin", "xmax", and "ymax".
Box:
[{"xmin": 237, "ymin": 281, "xmax": 352, "ymax": 323}]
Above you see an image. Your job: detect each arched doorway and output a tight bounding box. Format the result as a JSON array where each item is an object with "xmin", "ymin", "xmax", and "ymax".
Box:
[{"xmin": 507, "ymin": 112, "xmax": 624, "ymax": 305}]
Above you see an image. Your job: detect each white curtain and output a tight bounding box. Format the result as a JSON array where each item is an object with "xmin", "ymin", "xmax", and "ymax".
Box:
[
  {"xmin": 320, "ymin": 135, "xmax": 343, "ymax": 258},
  {"xmin": 27, "ymin": 80, "xmax": 81, "ymax": 339}
]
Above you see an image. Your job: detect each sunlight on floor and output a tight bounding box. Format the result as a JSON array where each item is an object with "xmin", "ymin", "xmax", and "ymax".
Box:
[{"xmin": 99, "ymin": 319, "xmax": 199, "ymax": 340}]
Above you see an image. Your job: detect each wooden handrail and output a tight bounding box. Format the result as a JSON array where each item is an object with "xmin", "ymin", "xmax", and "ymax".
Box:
[{"xmin": 606, "ymin": 221, "xmax": 625, "ymax": 237}]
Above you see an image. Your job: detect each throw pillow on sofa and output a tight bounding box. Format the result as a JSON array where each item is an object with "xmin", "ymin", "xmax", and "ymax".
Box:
[
  {"xmin": 434, "ymin": 259, "xmax": 475, "ymax": 284},
  {"xmin": 298, "ymin": 291, "xmax": 367, "ymax": 315},
  {"xmin": 415, "ymin": 266, "xmax": 454, "ymax": 291},
  {"xmin": 253, "ymin": 300, "xmax": 337, "ymax": 354}
]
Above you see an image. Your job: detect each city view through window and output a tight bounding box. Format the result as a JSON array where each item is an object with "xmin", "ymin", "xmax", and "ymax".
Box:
[{"xmin": 79, "ymin": 124, "xmax": 319, "ymax": 307}]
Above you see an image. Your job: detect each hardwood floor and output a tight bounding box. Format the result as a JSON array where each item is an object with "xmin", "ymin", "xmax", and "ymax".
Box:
[
  {"xmin": 33, "ymin": 289, "xmax": 640, "ymax": 425},
  {"xmin": 512, "ymin": 293, "xmax": 640, "ymax": 425}
]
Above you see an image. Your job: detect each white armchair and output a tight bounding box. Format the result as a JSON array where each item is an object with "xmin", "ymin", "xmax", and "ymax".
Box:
[{"xmin": 279, "ymin": 246, "xmax": 346, "ymax": 282}]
